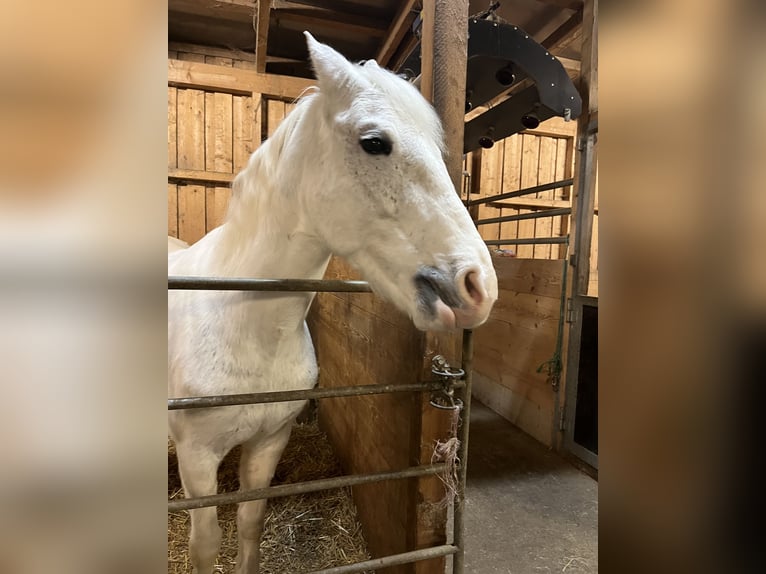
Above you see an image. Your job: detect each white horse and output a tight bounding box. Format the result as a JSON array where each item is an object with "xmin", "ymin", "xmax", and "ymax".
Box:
[{"xmin": 168, "ymin": 33, "xmax": 498, "ymax": 574}]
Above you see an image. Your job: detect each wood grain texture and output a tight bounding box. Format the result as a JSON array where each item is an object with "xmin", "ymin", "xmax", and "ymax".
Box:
[
  {"xmin": 168, "ymin": 183, "xmax": 178, "ymax": 238},
  {"xmin": 168, "ymin": 87, "xmax": 177, "ymax": 168},
  {"xmin": 233, "ymin": 94, "xmax": 255, "ymax": 171},
  {"xmin": 308, "ymin": 257, "xmax": 425, "ymax": 574},
  {"xmin": 176, "ymin": 89, "xmax": 205, "ymax": 170},
  {"xmin": 178, "ymin": 184, "xmax": 206, "ymax": 244},
  {"xmin": 471, "ymin": 257, "xmax": 564, "ymax": 446},
  {"xmin": 266, "ymin": 99, "xmax": 286, "ymax": 138}
]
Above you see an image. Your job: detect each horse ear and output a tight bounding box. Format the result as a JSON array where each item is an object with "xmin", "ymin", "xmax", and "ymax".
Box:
[{"xmin": 304, "ymin": 31, "xmax": 367, "ymax": 99}]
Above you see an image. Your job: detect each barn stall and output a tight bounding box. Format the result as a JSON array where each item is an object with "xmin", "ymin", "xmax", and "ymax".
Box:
[{"xmin": 168, "ymin": 1, "xmax": 598, "ymax": 572}]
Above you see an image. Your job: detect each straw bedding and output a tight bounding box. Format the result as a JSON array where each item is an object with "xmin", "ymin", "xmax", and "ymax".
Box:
[{"xmin": 168, "ymin": 421, "xmax": 374, "ymax": 573}]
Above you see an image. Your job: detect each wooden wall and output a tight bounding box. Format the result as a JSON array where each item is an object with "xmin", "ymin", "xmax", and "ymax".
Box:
[
  {"xmin": 465, "ymin": 117, "xmax": 576, "ymax": 259},
  {"xmin": 167, "ymin": 43, "xmax": 297, "ymax": 245},
  {"xmin": 465, "ymin": 119, "xmax": 579, "ymax": 446},
  {"xmin": 471, "ymin": 257, "xmax": 564, "ymax": 447},
  {"xmin": 307, "ymin": 258, "xmax": 460, "ymax": 574}
]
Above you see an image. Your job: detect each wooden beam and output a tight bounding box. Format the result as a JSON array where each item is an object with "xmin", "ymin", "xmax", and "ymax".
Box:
[
  {"xmin": 168, "ymin": 41, "xmax": 256, "ymax": 63},
  {"xmin": 255, "ymin": 0, "xmax": 271, "ymax": 73},
  {"xmin": 376, "ymin": 0, "xmax": 418, "ymax": 67},
  {"xmin": 169, "ymin": 0, "xmax": 257, "ymax": 21},
  {"xmin": 542, "ymin": 7, "xmax": 583, "ymax": 52},
  {"xmin": 168, "ymin": 59, "xmax": 314, "ymax": 99},
  {"xmin": 534, "ymin": 0, "xmax": 583, "ymax": 9},
  {"xmin": 274, "ymin": 10, "xmax": 386, "ymax": 37},
  {"xmin": 168, "ymin": 168, "xmax": 235, "ymax": 186}
]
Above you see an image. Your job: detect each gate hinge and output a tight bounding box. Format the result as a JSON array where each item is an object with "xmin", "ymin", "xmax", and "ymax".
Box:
[
  {"xmin": 566, "ymin": 298, "xmax": 576, "ymax": 323},
  {"xmin": 558, "ymin": 406, "xmax": 566, "ymax": 431}
]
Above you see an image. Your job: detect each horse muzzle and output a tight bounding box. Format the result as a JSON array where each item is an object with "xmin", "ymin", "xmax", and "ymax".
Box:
[{"xmin": 414, "ymin": 265, "xmax": 495, "ymax": 330}]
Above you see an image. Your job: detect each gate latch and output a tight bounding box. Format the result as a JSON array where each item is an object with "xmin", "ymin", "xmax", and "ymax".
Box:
[{"xmin": 429, "ymin": 355, "xmax": 464, "ymax": 410}]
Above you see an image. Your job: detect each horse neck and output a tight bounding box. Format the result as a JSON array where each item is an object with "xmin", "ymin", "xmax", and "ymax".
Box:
[{"xmin": 210, "ymin": 101, "xmax": 332, "ymax": 334}]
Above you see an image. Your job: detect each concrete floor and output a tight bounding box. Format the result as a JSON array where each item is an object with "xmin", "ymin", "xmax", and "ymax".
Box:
[{"xmin": 459, "ymin": 400, "xmax": 598, "ymax": 573}]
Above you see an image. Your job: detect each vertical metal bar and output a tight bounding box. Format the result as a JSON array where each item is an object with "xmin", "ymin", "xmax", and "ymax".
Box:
[{"xmin": 453, "ymin": 328, "xmax": 474, "ymax": 573}]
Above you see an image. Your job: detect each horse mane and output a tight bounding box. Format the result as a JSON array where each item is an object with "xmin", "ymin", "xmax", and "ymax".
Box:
[{"xmin": 226, "ymin": 92, "xmax": 318, "ymax": 228}]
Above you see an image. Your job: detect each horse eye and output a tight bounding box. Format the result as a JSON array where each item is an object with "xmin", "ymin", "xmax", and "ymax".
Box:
[{"xmin": 360, "ymin": 137, "xmax": 392, "ymax": 156}]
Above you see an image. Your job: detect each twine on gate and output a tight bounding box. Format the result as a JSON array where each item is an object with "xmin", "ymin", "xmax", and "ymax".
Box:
[{"xmin": 431, "ymin": 403, "xmax": 463, "ymax": 508}]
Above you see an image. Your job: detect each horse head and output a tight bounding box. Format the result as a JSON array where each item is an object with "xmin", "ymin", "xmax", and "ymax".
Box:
[{"xmin": 294, "ymin": 33, "xmax": 498, "ymax": 331}]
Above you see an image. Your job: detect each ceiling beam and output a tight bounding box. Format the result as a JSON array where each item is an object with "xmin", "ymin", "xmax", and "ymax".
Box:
[
  {"xmin": 274, "ymin": 10, "xmax": 386, "ymax": 37},
  {"xmin": 542, "ymin": 7, "xmax": 583, "ymax": 52},
  {"xmin": 376, "ymin": 0, "xmax": 419, "ymax": 68},
  {"xmin": 533, "ymin": 0, "xmax": 583, "ymax": 10},
  {"xmin": 255, "ymin": 0, "xmax": 271, "ymax": 73}
]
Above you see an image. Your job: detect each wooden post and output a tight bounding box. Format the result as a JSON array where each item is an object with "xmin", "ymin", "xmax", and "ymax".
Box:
[
  {"xmin": 558, "ymin": 0, "xmax": 598, "ymax": 449},
  {"xmin": 416, "ymin": 2, "xmax": 469, "ymax": 574}
]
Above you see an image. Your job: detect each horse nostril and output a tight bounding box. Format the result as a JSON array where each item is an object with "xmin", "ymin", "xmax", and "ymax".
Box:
[{"xmin": 463, "ymin": 271, "xmax": 485, "ymax": 306}]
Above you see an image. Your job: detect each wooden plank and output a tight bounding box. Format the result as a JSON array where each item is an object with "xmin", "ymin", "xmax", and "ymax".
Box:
[
  {"xmin": 178, "ymin": 185, "xmax": 207, "ymax": 244},
  {"xmin": 205, "ymin": 92, "xmax": 233, "ymax": 173},
  {"xmin": 275, "ymin": 10, "xmax": 386, "ymax": 37},
  {"xmin": 521, "ymin": 116, "xmax": 578, "ymax": 138},
  {"xmin": 169, "ymin": 41, "xmax": 256, "ymax": 65},
  {"xmin": 206, "ymin": 186, "xmax": 231, "ymax": 231},
  {"xmin": 499, "ymin": 135, "xmax": 522, "ymax": 243},
  {"xmin": 255, "ymin": 0, "xmax": 271, "ymax": 73},
  {"xmin": 308, "ymin": 257, "xmax": 425, "ymax": 574},
  {"xmin": 177, "ymin": 51, "xmax": 206, "ymax": 63},
  {"xmin": 517, "ymin": 134, "xmax": 540, "ymax": 258},
  {"xmin": 168, "ymin": 87, "xmax": 177, "ymax": 169},
  {"xmin": 376, "ymin": 0, "xmax": 418, "ymax": 67},
  {"xmin": 534, "ymin": 137, "xmax": 557, "ymax": 258},
  {"xmin": 168, "ymin": 168, "xmax": 234, "ymax": 185},
  {"xmin": 555, "ymin": 137, "xmax": 574, "ymax": 257},
  {"xmin": 204, "ymin": 55, "xmax": 233, "ymax": 67},
  {"xmin": 266, "ymin": 99, "xmax": 286, "ymax": 138},
  {"xmin": 491, "ymin": 257, "xmax": 565, "ymax": 298},
  {"xmin": 233, "ymin": 94, "xmax": 255, "ymax": 171},
  {"xmin": 176, "ymin": 89, "xmax": 205, "ymax": 170},
  {"xmin": 542, "ymin": 7, "xmax": 583, "ymax": 53},
  {"xmin": 203, "ymin": 91, "xmax": 234, "ymax": 234},
  {"xmin": 470, "ymin": 256, "xmax": 565, "ymax": 447},
  {"xmin": 168, "ymin": 59, "xmax": 315, "ymax": 99},
  {"xmin": 168, "ymin": 183, "xmax": 178, "ymax": 238},
  {"xmin": 478, "ymin": 143, "xmax": 503, "ymax": 242}
]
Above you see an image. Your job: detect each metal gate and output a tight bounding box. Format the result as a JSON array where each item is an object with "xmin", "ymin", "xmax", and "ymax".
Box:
[{"xmin": 168, "ymin": 276, "xmax": 475, "ymax": 574}]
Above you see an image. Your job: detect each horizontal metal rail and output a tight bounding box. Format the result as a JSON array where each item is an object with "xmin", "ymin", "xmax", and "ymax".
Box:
[
  {"xmin": 475, "ymin": 207, "xmax": 572, "ymax": 227},
  {"xmin": 306, "ymin": 545, "xmax": 459, "ymax": 574},
  {"xmin": 485, "ymin": 237, "xmax": 569, "ymax": 246},
  {"xmin": 168, "ymin": 464, "xmax": 445, "ymax": 511},
  {"xmin": 169, "ymin": 380, "xmax": 466, "ymax": 410},
  {"xmin": 465, "ymin": 178, "xmax": 573, "ymax": 207},
  {"xmin": 168, "ymin": 276, "xmax": 372, "ymax": 292}
]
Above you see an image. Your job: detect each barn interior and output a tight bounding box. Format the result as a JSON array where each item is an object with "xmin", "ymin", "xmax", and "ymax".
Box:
[{"xmin": 168, "ymin": 1, "xmax": 598, "ymax": 572}]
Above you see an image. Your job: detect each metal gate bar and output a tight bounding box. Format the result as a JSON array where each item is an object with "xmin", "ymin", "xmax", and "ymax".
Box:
[
  {"xmin": 484, "ymin": 237, "xmax": 568, "ymax": 246},
  {"xmin": 453, "ymin": 329, "xmax": 473, "ymax": 572},
  {"xmin": 169, "ymin": 464, "xmax": 445, "ymax": 512},
  {"xmin": 169, "ymin": 276, "xmax": 372, "ymax": 292},
  {"xmin": 168, "ymin": 276, "xmax": 475, "ymax": 573},
  {"xmin": 474, "ymin": 207, "xmax": 572, "ymax": 226},
  {"xmin": 306, "ymin": 545, "xmax": 459, "ymax": 574},
  {"xmin": 464, "ymin": 178, "xmax": 573, "ymax": 207},
  {"xmin": 169, "ymin": 380, "xmax": 466, "ymax": 410}
]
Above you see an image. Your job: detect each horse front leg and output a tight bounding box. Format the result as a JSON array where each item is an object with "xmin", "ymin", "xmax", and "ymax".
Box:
[
  {"xmin": 235, "ymin": 424, "xmax": 294, "ymax": 574},
  {"xmin": 176, "ymin": 443, "xmax": 225, "ymax": 574}
]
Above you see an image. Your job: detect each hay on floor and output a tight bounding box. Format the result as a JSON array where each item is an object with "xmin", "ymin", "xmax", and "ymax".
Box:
[{"xmin": 168, "ymin": 421, "xmax": 374, "ymax": 573}]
